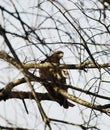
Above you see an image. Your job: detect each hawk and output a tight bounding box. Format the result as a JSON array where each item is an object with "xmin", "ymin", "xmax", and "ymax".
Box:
[{"xmin": 39, "ymin": 51, "xmax": 74, "ymax": 108}]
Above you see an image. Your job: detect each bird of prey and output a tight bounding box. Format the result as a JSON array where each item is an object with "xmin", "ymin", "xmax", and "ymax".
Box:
[{"xmin": 39, "ymin": 51, "xmax": 74, "ymax": 108}]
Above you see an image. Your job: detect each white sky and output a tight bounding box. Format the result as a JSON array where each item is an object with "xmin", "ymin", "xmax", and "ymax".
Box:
[{"xmin": 0, "ymin": 0, "xmax": 110, "ymax": 130}]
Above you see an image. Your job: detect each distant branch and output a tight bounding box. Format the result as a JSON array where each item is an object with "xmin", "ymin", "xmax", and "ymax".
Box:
[{"xmin": 0, "ymin": 125, "xmax": 32, "ymax": 130}]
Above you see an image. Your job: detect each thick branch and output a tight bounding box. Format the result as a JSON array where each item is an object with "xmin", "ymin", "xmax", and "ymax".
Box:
[
  {"xmin": 54, "ymin": 87, "xmax": 110, "ymax": 113},
  {"xmin": 1, "ymin": 77, "xmax": 110, "ymax": 102},
  {"xmin": 24, "ymin": 62, "xmax": 110, "ymax": 69},
  {"xmin": 0, "ymin": 51, "xmax": 110, "ymax": 70},
  {"xmin": 1, "ymin": 87, "xmax": 110, "ymax": 113},
  {"xmin": 0, "ymin": 77, "xmax": 110, "ymax": 113},
  {"xmin": 7, "ymin": 91, "xmax": 50, "ymax": 101},
  {"xmin": 0, "ymin": 51, "xmax": 110, "ymax": 113}
]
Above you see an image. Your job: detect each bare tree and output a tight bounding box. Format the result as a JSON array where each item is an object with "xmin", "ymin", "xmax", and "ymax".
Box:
[{"xmin": 0, "ymin": 0, "xmax": 110, "ymax": 130}]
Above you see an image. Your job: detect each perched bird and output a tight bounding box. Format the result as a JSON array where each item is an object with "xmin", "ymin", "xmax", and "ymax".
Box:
[{"xmin": 39, "ymin": 51, "xmax": 74, "ymax": 108}]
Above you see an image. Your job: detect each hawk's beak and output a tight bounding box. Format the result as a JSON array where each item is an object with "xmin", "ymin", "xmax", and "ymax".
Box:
[{"xmin": 59, "ymin": 52, "xmax": 63, "ymax": 58}]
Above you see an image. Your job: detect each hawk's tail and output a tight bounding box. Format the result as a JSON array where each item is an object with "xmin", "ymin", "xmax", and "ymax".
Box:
[{"xmin": 59, "ymin": 97, "xmax": 75, "ymax": 109}]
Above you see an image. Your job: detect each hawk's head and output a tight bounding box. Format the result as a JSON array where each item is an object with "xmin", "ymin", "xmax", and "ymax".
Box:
[{"xmin": 49, "ymin": 51, "xmax": 64, "ymax": 63}]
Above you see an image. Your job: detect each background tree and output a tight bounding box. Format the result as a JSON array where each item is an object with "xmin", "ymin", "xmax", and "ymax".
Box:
[{"xmin": 0, "ymin": 0, "xmax": 110, "ymax": 130}]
